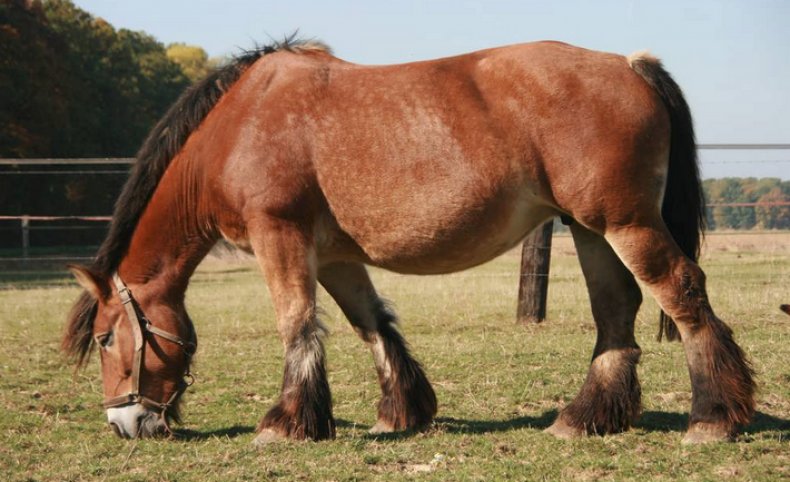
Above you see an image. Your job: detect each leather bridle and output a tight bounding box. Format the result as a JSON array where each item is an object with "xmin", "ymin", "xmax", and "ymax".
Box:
[{"xmin": 100, "ymin": 272, "xmax": 196, "ymax": 432}]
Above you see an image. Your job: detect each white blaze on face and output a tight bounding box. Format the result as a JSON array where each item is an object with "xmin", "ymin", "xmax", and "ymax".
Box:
[{"xmin": 106, "ymin": 404, "xmax": 162, "ymax": 438}]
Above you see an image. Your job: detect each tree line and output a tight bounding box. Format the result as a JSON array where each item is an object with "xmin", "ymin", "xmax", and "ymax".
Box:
[
  {"xmin": 0, "ymin": 1, "xmax": 787, "ymax": 252},
  {"xmin": 0, "ymin": 0, "xmax": 221, "ymax": 250},
  {"xmin": 704, "ymin": 178, "xmax": 790, "ymax": 230},
  {"xmin": 0, "ymin": 0, "xmax": 218, "ymax": 158}
]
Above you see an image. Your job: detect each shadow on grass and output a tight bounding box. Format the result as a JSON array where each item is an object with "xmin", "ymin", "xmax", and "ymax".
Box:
[
  {"xmin": 743, "ymin": 412, "xmax": 790, "ymax": 440},
  {"xmin": 365, "ymin": 410, "xmax": 790, "ymax": 441},
  {"xmin": 169, "ymin": 414, "xmax": 558, "ymax": 443},
  {"xmin": 747, "ymin": 411, "xmax": 790, "ymax": 432},
  {"xmin": 336, "ymin": 418, "xmax": 362, "ymax": 429},
  {"xmin": 634, "ymin": 411, "xmax": 688, "ymax": 432},
  {"xmin": 636, "ymin": 410, "xmax": 790, "ymax": 439},
  {"xmin": 435, "ymin": 411, "xmax": 557, "ymax": 434},
  {"xmin": 364, "ymin": 411, "xmax": 558, "ymax": 441},
  {"xmin": 164, "ymin": 411, "xmax": 790, "ymax": 442},
  {"xmin": 172, "ymin": 419, "xmax": 365, "ymax": 442},
  {"xmin": 174, "ymin": 425, "xmax": 255, "ymax": 441}
]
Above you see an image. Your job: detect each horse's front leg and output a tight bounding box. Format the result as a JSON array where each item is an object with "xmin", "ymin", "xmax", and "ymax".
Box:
[
  {"xmin": 318, "ymin": 262, "xmax": 437, "ymax": 433},
  {"xmin": 249, "ymin": 216, "xmax": 335, "ymax": 445}
]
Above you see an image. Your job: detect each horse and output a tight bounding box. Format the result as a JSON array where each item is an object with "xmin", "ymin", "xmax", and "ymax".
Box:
[{"xmin": 63, "ymin": 37, "xmax": 755, "ymax": 444}]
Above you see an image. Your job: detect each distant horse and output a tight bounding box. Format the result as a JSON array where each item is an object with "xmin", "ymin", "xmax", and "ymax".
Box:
[{"xmin": 63, "ymin": 38, "xmax": 755, "ymax": 444}]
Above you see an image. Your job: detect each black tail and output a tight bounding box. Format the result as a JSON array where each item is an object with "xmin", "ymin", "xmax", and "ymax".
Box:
[{"xmin": 629, "ymin": 53, "xmax": 706, "ymax": 342}]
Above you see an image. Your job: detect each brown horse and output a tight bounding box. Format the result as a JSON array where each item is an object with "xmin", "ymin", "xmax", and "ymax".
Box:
[{"xmin": 63, "ymin": 38, "xmax": 755, "ymax": 444}]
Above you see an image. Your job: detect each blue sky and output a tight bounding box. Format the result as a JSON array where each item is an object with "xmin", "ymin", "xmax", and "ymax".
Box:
[{"xmin": 73, "ymin": 0, "xmax": 789, "ymax": 179}]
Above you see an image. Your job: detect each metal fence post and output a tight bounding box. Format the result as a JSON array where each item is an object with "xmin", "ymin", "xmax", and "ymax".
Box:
[{"xmin": 517, "ymin": 219, "xmax": 553, "ymax": 324}]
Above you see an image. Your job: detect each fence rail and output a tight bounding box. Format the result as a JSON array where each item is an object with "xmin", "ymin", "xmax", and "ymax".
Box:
[
  {"xmin": 697, "ymin": 144, "xmax": 790, "ymax": 150},
  {"xmin": 0, "ymin": 158, "xmax": 134, "ymax": 165},
  {"xmin": 705, "ymin": 202, "xmax": 790, "ymax": 207},
  {"xmin": 0, "ymin": 215, "xmax": 113, "ymax": 221}
]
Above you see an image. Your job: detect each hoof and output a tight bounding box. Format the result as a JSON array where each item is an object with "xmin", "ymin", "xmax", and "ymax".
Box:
[
  {"xmin": 252, "ymin": 428, "xmax": 287, "ymax": 447},
  {"xmin": 369, "ymin": 420, "xmax": 396, "ymax": 434},
  {"xmin": 545, "ymin": 416, "xmax": 585, "ymax": 439},
  {"xmin": 682, "ymin": 423, "xmax": 732, "ymax": 444}
]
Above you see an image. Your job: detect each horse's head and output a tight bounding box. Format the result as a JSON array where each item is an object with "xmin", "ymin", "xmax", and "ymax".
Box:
[{"xmin": 65, "ymin": 266, "xmax": 196, "ymax": 438}]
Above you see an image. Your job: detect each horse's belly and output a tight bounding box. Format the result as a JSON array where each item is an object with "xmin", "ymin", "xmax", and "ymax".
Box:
[{"xmin": 325, "ymin": 182, "xmax": 555, "ymax": 275}]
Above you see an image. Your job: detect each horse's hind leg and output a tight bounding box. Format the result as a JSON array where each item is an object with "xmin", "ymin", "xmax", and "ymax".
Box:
[
  {"xmin": 318, "ymin": 262, "xmax": 437, "ymax": 433},
  {"xmin": 605, "ymin": 220, "xmax": 755, "ymax": 443},
  {"xmin": 546, "ymin": 223, "xmax": 643, "ymax": 438},
  {"xmin": 248, "ymin": 218, "xmax": 335, "ymax": 444}
]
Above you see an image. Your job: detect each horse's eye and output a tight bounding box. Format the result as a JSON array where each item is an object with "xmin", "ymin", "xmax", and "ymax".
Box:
[{"xmin": 94, "ymin": 331, "xmax": 114, "ymax": 349}]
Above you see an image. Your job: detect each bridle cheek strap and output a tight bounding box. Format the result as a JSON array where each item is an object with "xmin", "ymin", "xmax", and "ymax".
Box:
[
  {"xmin": 103, "ymin": 273, "xmax": 195, "ymax": 432},
  {"xmin": 113, "ymin": 273, "xmax": 144, "ymax": 396}
]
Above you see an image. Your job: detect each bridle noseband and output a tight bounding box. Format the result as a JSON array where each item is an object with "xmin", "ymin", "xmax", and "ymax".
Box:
[{"xmin": 101, "ymin": 273, "xmax": 196, "ymax": 432}]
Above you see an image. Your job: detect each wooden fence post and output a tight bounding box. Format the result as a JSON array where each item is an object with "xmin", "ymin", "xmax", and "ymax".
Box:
[
  {"xmin": 517, "ymin": 219, "xmax": 553, "ymax": 324},
  {"xmin": 21, "ymin": 216, "xmax": 30, "ymax": 258}
]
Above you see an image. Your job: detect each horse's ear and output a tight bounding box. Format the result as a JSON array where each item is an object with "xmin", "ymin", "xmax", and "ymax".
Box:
[{"xmin": 68, "ymin": 265, "xmax": 109, "ymax": 301}]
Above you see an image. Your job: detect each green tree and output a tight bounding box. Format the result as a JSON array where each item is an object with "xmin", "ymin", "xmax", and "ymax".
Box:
[
  {"xmin": 1, "ymin": 0, "xmax": 200, "ymax": 249},
  {"xmin": 0, "ymin": 0, "xmax": 69, "ymax": 157},
  {"xmin": 166, "ymin": 43, "xmax": 219, "ymax": 82},
  {"xmin": 115, "ymin": 29, "xmax": 191, "ymax": 153},
  {"xmin": 742, "ymin": 177, "xmax": 780, "ymax": 201},
  {"xmin": 42, "ymin": 0, "xmax": 190, "ymax": 156},
  {"xmin": 706, "ymin": 178, "xmax": 755, "ymax": 230},
  {"xmin": 755, "ymin": 187, "xmax": 790, "ymax": 229},
  {"xmin": 703, "ymin": 178, "xmax": 790, "ymax": 231},
  {"xmin": 702, "ymin": 179, "xmax": 717, "ymax": 230}
]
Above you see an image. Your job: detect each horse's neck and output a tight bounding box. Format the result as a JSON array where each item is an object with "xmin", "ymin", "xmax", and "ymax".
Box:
[{"xmin": 118, "ymin": 156, "xmax": 217, "ymax": 294}]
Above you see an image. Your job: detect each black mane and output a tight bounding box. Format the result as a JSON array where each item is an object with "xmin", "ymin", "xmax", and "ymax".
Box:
[{"xmin": 63, "ymin": 36, "xmax": 331, "ymax": 367}]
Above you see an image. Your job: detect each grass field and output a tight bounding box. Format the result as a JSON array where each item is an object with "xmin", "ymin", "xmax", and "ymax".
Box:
[{"xmin": 1, "ymin": 232, "xmax": 789, "ymax": 481}]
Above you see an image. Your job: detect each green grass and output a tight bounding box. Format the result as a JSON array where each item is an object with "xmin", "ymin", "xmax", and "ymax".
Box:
[{"xmin": 1, "ymin": 235, "xmax": 789, "ymax": 481}]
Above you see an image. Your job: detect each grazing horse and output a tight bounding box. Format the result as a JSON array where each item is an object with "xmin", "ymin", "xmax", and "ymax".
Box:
[{"xmin": 63, "ymin": 38, "xmax": 755, "ymax": 444}]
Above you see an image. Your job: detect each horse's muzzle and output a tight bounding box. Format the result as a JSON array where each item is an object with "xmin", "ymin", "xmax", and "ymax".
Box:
[{"xmin": 106, "ymin": 404, "xmax": 167, "ymax": 438}]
